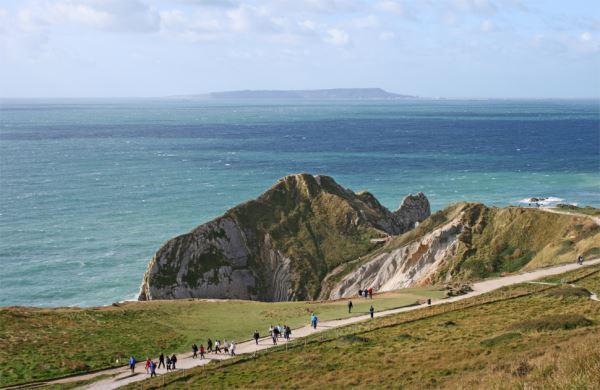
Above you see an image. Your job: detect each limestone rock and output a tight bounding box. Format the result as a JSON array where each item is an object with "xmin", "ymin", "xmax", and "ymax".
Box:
[{"xmin": 138, "ymin": 173, "xmax": 430, "ymax": 301}]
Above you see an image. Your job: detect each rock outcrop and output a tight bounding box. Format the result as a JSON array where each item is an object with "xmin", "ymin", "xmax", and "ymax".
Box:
[
  {"xmin": 138, "ymin": 174, "xmax": 430, "ymax": 301},
  {"xmin": 327, "ymin": 202, "xmax": 600, "ymax": 298}
]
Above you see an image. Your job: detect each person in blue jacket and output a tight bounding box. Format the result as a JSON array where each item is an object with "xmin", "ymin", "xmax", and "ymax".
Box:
[
  {"xmin": 311, "ymin": 313, "xmax": 318, "ymax": 329},
  {"xmin": 129, "ymin": 356, "xmax": 136, "ymax": 374},
  {"xmin": 150, "ymin": 360, "xmax": 157, "ymax": 377}
]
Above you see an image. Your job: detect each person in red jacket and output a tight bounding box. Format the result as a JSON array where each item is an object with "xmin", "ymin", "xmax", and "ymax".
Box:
[
  {"xmin": 368, "ymin": 287, "xmax": 373, "ymax": 299},
  {"xmin": 199, "ymin": 344, "xmax": 205, "ymax": 359},
  {"xmin": 145, "ymin": 357, "xmax": 151, "ymax": 374}
]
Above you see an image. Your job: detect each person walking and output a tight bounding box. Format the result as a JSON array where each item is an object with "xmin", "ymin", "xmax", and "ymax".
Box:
[
  {"xmin": 253, "ymin": 330, "xmax": 260, "ymax": 345},
  {"xmin": 369, "ymin": 305, "xmax": 374, "ymax": 319},
  {"xmin": 166, "ymin": 356, "xmax": 172, "ymax": 371},
  {"xmin": 158, "ymin": 352, "xmax": 165, "ymax": 369},
  {"xmin": 358, "ymin": 288, "xmax": 363, "ymax": 297},
  {"xmin": 364, "ymin": 290, "xmax": 368, "ymax": 299},
  {"xmin": 348, "ymin": 300, "xmax": 353, "ymax": 313},
  {"xmin": 145, "ymin": 357, "xmax": 151, "ymax": 374},
  {"xmin": 311, "ymin": 313, "xmax": 318, "ymax": 329},
  {"xmin": 150, "ymin": 360, "xmax": 157, "ymax": 377},
  {"xmin": 427, "ymin": 298, "xmax": 432, "ymax": 306},
  {"xmin": 207, "ymin": 338, "xmax": 213, "ymax": 353},
  {"xmin": 269, "ymin": 325, "xmax": 274, "ymax": 337},
  {"xmin": 200, "ymin": 344, "xmax": 205, "ymax": 359},
  {"xmin": 274, "ymin": 326, "xmax": 280, "ymax": 339},
  {"xmin": 578, "ymin": 255, "xmax": 584, "ymax": 265},
  {"xmin": 230, "ymin": 341, "xmax": 236, "ymax": 356},
  {"xmin": 129, "ymin": 356, "xmax": 136, "ymax": 375},
  {"xmin": 214, "ymin": 340, "xmax": 221, "ymax": 354},
  {"xmin": 223, "ymin": 339, "xmax": 229, "ymax": 354},
  {"xmin": 192, "ymin": 343, "xmax": 198, "ymax": 359},
  {"xmin": 284, "ymin": 325, "xmax": 291, "ymax": 340},
  {"xmin": 170, "ymin": 354, "xmax": 177, "ymax": 370},
  {"xmin": 272, "ymin": 331, "xmax": 278, "ymax": 345},
  {"xmin": 368, "ymin": 287, "xmax": 373, "ymax": 299}
]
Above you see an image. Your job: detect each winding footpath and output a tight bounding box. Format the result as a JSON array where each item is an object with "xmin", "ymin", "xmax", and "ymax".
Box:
[{"xmin": 18, "ymin": 258, "xmax": 598, "ymax": 390}]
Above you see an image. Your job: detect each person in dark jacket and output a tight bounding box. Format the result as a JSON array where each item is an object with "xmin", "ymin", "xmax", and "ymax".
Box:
[
  {"xmin": 369, "ymin": 305, "xmax": 374, "ymax": 318},
  {"xmin": 129, "ymin": 356, "xmax": 136, "ymax": 374},
  {"xmin": 170, "ymin": 354, "xmax": 177, "ymax": 370},
  {"xmin": 192, "ymin": 343, "xmax": 198, "ymax": 358},
  {"xmin": 158, "ymin": 352, "xmax": 165, "ymax": 369},
  {"xmin": 348, "ymin": 300, "xmax": 353, "ymax": 313},
  {"xmin": 207, "ymin": 338, "xmax": 213, "ymax": 352},
  {"xmin": 253, "ymin": 330, "xmax": 260, "ymax": 345},
  {"xmin": 150, "ymin": 360, "xmax": 157, "ymax": 377}
]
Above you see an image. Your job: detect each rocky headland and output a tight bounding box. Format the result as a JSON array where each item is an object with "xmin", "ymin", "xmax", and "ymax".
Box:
[{"xmin": 139, "ymin": 174, "xmax": 599, "ymax": 302}]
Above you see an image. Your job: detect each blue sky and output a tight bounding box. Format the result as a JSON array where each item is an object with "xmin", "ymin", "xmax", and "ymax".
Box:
[{"xmin": 0, "ymin": 0, "xmax": 598, "ymax": 98}]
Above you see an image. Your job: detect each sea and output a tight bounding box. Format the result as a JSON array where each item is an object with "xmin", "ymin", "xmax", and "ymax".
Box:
[{"xmin": 1, "ymin": 98, "xmax": 599, "ymax": 307}]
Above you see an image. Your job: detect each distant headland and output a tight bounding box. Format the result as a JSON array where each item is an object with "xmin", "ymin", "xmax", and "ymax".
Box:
[{"xmin": 168, "ymin": 88, "xmax": 416, "ymax": 100}]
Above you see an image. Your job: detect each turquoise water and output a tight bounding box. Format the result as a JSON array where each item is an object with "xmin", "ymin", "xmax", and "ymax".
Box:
[{"xmin": 1, "ymin": 99, "xmax": 598, "ymax": 307}]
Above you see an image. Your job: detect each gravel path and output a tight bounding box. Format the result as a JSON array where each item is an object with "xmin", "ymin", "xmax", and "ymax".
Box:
[{"xmin": 27, "ymin": 258, "xmax": 596, "ymax": 390}]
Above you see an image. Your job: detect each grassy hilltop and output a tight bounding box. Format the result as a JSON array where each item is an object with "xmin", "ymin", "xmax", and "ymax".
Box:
[
  {"xmin": 0, "ymin": 288, "xmax": 442, "ymax": 387},
  {"xmin": 126, "ymin": 265, "xmax": 600, "ymax": 390}
]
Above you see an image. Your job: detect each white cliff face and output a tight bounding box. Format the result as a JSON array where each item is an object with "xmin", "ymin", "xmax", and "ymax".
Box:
[
  {"xmin": 328, "ymin": 218, "xmax": 463, "ymax": 299},
  {"xmin": 138, "ymin": 174, "xmax": 432, "ymax": 302}
]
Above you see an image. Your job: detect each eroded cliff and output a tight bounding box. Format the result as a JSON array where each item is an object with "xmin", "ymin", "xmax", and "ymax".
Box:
[{"xmin": 138, "ymin": 174, "xmax": 430, "ymax": 301}]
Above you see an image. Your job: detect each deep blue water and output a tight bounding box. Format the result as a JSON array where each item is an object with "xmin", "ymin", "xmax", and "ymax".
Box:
[{"xmin": 1, "ymin": 98, "xmax": 598, "ymax": 307}]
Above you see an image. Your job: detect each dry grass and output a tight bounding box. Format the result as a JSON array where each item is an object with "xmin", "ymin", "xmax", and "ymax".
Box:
[
  {"xmin": 0, "ymin": 287, "xmax": 442, "ymax": 387},
  {"xmin": 125, "ymin": 266, "xmax": 600, "ymax": 390}
]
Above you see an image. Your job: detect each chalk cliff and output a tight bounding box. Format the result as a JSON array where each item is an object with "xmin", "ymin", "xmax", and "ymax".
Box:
[{"xmin": 138, "ymin": 174, "xmax": 430, "ymax": 301}]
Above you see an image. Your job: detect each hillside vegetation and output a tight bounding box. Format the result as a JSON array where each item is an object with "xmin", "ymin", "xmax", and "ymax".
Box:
[
  {"xmin": 0, "ymin": 288, "xmax": 442, "ymax": 387},
  {"xmin": 139, "ymin": 174, "xmax": 430, "ymax": 302},
  {"xmin": 127, "ymin": 266, "xmax": 600, "ymax": 390},
  {"xmin": 437, "ymin": 203, "xmax": 600, "ymax": 280}
]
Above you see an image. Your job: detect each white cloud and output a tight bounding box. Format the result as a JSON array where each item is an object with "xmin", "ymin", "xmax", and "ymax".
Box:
[
  {"xmin": 480, "ymin": 19, "xmax": 498, "ymax": 33},
  {"xmin": 12, "ymin": 0, "xmax": 161, "ymax": 33},
  {"xmin": 324, "ymin": 28, "xmax": 350, "ymax": 47},
  {"xmin": 379, "ymin": 31, "xmax": 395, "ymax": 41},
  {"xmin": 453, "ymin": 0, "xmax": 497, "ymax": 16},
  {"xmin": 580, "ymin": 31, "xmax": 591, "ymax": 42},
  {"xmin": 227, "ymin": 5, "xmax": 281, "ymax": 33},
  {"xmin": 351, "ymin": 15, "xmax": 379, "ymax": 29},
  {"xmin": 375, "ymin": 0, "xmax": 415, "ymax": 19}
]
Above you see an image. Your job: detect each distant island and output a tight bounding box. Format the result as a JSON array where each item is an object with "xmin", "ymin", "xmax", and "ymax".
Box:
[{"xmin": 169, "ymin": 88, "xmax": 416, "ymax": 100}]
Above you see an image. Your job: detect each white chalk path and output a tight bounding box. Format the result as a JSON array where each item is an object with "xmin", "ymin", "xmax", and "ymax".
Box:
[{"xmin": 26, "ymin": 258, "xmax": 596, "ymax": 390}]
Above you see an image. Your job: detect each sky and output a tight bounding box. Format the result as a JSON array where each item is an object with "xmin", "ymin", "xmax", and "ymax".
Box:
[{"xmin": 0, "ymin": 0, "xmax": 599, "ymax": 98}]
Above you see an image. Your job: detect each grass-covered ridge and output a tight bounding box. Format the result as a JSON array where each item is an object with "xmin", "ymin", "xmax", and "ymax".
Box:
[
  {"xmin": 0, "ymin": 287, "xmax": 442, "ymax": 387},
  {"xmin": 554, "ymin": 204, "xmax": 600, "ymax": 217},
  {"xmin": 360, "ymin": 202, "xmax": 600, "ymax": 285},
  {"xmin": 126, "ymin": 266, "xmax": 600, "ymax": 390},
  {"xmin": 143, "ymin": 173, "xmax": 430, "ymax": 301}
]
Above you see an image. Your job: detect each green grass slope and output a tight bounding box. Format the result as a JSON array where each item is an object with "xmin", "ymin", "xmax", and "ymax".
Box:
[
  {"xmin": 129, "ymin": 266, "xmax": 600, "ymax": 390},
  {"xmin": 372, "ymin": 203, "xmax": 600, "ymax": 284},
  {"xmin": 0, "ymin": 288, "xmax": 442, "ymax": 387}
]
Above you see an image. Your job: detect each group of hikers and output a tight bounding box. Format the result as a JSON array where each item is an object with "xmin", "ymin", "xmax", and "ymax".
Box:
[
  {"xmin": 262, "ymin": 323, "xmax": 293, "ymax": 345},
  {"xmin": 357, "ymin": 287, "xmax": 374, "ymax": 299},
  {"xmin": 127, "ymin": 297, "xmax": 383, "ymax": 377},
  {"xmin": 128, "ymin": 353, "xmax": 178, "ymax": 377}
]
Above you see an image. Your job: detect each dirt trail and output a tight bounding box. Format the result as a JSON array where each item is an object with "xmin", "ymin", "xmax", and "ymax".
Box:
[
  {"xmin": 539, "ymin": 206, "xmax": 600, "ymax": 226},
  {"xmin": 15, "ymin": 258, "xmax": 595, "ymax": 390}
]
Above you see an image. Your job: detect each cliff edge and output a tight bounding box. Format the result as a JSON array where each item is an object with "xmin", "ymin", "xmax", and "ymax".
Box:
[{"xmin": 138, "ymin": 174, "xmax": 430, "ymax": 301}]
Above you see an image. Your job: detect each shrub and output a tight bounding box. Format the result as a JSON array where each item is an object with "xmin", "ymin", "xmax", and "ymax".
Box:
[
  {"xmin": 511, "ymin": 314, "xmax": 593, "ymax": 332},
  {"xmin": 545, "ymin": 287, "xmax": 591, "ymax": 299}
]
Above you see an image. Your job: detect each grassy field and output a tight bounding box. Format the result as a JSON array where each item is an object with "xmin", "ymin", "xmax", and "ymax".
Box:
[
  {"xmin": 126, "ymin": 265, "xmax": 600, "ymax": 390},
  {"xmin": 0, "ymin": 287, "xmax": 443, "ymax": 387}
]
